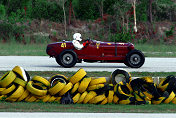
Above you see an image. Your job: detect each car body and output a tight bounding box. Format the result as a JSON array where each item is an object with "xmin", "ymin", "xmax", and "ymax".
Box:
[{"xmin": 46, "ymin": 39, "xmax": 145, "ymax": 68}]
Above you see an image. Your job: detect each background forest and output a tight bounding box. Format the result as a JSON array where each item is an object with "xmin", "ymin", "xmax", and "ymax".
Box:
[{"xmin": 0, "ymin": 0, "xmax": 175, "ymax": 44}]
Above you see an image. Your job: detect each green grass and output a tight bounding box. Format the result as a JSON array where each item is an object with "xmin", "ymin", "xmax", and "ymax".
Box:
[
  {"xmin": 0, "ymin": 42, "xmax": 176, "ymax": 57},
  {"xmin": 0, "ymin": 101, "xmax": 176, "ymax": 112},
  {"xmin": 135, "ymin": 43, "xmax": 176, "ymax": 57},
  {"xmin": 0, "ymin": 71, "xmax": 175, "ymax": 79}
]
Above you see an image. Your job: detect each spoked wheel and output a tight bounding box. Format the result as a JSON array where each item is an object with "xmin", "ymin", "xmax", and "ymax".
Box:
[
  {"xmin": 125, "ymin": 49, "xmax": 145, "ymax": 68},
  {"xmin": 56, "ymin": 51, "xmax": 77, "ymax": 68}
]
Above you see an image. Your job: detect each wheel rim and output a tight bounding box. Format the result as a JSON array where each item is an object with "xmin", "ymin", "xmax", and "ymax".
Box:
[
  {"xmin": 130, "ymin": 54, "xmax": 141, "ymax": 65},
  {"xmin": 62, "ymin": 53, "xmax": 73, "ymax": 65}
]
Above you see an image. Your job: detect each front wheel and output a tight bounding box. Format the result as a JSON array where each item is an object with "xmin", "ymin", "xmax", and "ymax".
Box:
[
  {"xmin": 56, "ymin": 51, "xmax": 77, "ymax": 68},
  {"xmin": 125, "ymin": 49, "xmax": 145, "ymax": 68}
]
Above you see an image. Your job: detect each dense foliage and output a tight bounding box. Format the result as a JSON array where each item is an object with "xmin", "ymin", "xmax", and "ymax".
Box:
[{"xmin": 0, "ymin": 0, "xmax": 175, "ymax": 43}]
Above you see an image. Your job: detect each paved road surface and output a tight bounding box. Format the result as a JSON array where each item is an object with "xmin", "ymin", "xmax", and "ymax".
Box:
[
  {"xmin": 0, "ymin": 56, "xmax": 176, "ymax": 72},
  {"xmin": 0, "ymin": 112, "xmax": 176, "ymax": 118}
]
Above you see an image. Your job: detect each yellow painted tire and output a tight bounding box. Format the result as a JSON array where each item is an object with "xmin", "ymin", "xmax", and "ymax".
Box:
[
  {"xmin": 8, "ymin": 85, "xmax": 24, "ymax": 99},
  {"xmin": 12, "ymin": 66, "xmax": 30, "ymax": 81},
  {"xmin": 71, "ymin": 82, "xmax": 80, "ymax": 94},
  {"xmin": 26, "ymin": 81, "xmax": 47, "ymax": 96},
  {"xmin": 119, "ymin": 99, "xmax": 132, "ymax": 104},
  {"xmin": 87, "ymin": 84, "xmax": 104, "ymax": 91},
  {"xmin": 0, "ymin": 71, "xmax": 16, "ymax": 87},
  {"xmin": 89, "ymin": 94, "xmax": 106, "ymax": 104},
  {"xmin": 83, "ymin": 91, "xmax": 97, "ymax": 104},
  {"xmin": 77, "ymin": 91, "xmax": 88, "ymax": 104},
  {"xmin": 0, "ymin": 95, "xmax": 6, "ymax": 100},
  {"xmin": 78, "ymin": 77, "xmax": 91, "ymax": 93},
  {"xmin": 69, "ymin": 68, "xmax": 87, "ymax": 84},
  {"xmin": 25, "ymin": 95, "xmax": 37, "ymax": 102},
  {"xmin": 73, "ymin": 93, "xmax": 81, "ymax": 103},
  {"xmin": 17, "ymin": 90, "xmax": 30, "ymax": 102},
  {"xmin": 113, "ymin": 95, "xmax": 119, "ymax": 104},
  {"xmin": 0, "ymin": 84, "xmax": 16, "ymax": 95},
  {"xmin": 59, "ymin": 82, "xmax": 73, "ymax": 96},
  {"xmin": 0, "ymin": 88, "xmax": 5, "ymax": 92},
  {"xmin": 101, "ymin": 98, "xmax": 108, "ymax": 105},
  {"xmin": 163, "ymin": 91, "xmax": 175, "ymax": 104},
  {"xmin": 42, "ymin": 94, "xmax": 51, "ymax": 102},
  {"xmin": 32, "ymin": 76, "xmax": 50, "ymax": 88},
  {"xmin": 89, "ymin": 77, "xmax": 106, "ymax": 86},
  {"xmin": 5, "ymin": 97, "xmax": 17, "ymax": 102},
  {"xmin": 152, "ymin": 97, "xmax": 166, "ymax": 104},
  {"xmin": 48, "ymin": 82, "xmax": 66, "ymax": 95},
  {"xmin": 107, "ymin": 90, "xmax": 114, "ymax": 103},
  {"xmin": 13, "ymin": 77, "xmax": 27, "ymax": 88},
  {"xmin": 47, "ymin": 96, "xmax": 56, "ymax": 102},
  {"xmin": 171, "ymin": 97, "xmax": 176, "ymax": 104},
  {"xmin": 158, "ymin": 78, "xmax": 168, "ymax": 92},
  {"xmin": 55, "ymin": 97, "xmax": 62, "ymax": 103}
]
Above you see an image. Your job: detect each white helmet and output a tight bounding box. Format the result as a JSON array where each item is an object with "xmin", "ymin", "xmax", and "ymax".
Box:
[{"xmin": 73, "ymin": 33, "xmax": 82, "ymax": 41}]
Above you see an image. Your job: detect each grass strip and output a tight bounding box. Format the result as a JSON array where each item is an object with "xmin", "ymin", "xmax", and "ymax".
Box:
[
  {"xmin": 0, "ymin": 42, "xmax": 176, "ymax": 57},
  {"xmin": 0, "ymin": 101, "xmax": 176, "ymax": 113},
  {"xmin": 0, "ymin": 71, "xmax": 175, "ymax": 79}
]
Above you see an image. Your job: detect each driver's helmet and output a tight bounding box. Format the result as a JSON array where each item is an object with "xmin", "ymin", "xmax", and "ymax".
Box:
[{"xmin": 73, "ymin": 33, "xmax": 82, "ymax": 41}]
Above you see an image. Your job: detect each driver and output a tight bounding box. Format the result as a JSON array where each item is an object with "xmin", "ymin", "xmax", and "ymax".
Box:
[{"xmin": 72, "ymin": 33, "xmax": 89, "ymax": 50}]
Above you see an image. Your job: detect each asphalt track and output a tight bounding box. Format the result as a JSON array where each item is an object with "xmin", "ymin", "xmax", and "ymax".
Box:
[
  {"xmin": 0, "ymin": 113, "xmax": 176, "ymax": 118},
  {"xmin": 0, "ymin": 56, "xmax": 176, "ymax": 72}
]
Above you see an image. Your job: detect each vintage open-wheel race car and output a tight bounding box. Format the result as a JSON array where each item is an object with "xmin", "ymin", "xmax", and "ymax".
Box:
[{"xmin": 46, "ymin": 39, "xmax": 145, "ymax": 68}]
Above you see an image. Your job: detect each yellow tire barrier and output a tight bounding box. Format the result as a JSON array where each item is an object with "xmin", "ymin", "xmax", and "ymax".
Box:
[
  {"xmin": 71, "ymin": 82, "xmax": 80, "ymax": 94},
  {"xmin": 49, "ymin": 74, "xmax": 68, "ymax": 85},
  {"xmin": 83, "ymin": 91, "xmax": 97, "ymax": 104},
  {"xmin": 48, "ymin": 96, "xmax": 56, "ymax": 102},
  {"xmin": 78, "ymin": 77, "xmax": 91, "ymax": 93},
  {"xmin": 59, "ymin": 82, "xmax": 73, "ymax": 96},
  {"xmin": 13, "ymin": 77, "xmax": 27, "ymax": 88},
  {"xmin": 42, "ymin": 94, "xmax": 51, "ymax": 102},
  {"xmin": 32, "ymin": 76, "xmax": 50, "ymax": 88},
  {"xmin": 7, "ymin": 85, "xmax": 24, "ymax": 99},
  {"xmin": 89, "ymin": 77, "xmax": 106, "ymax": 86},
  {"xmin": 101, "ymin": 98, "xmax": 108, "ymax": 105},
  {"xmin": 17, "ymin": 90, "xmax": 30, "ymax": 102},
  {"xmin": 26, "ymin": 81, "xmax": 47, "ymax": 96},
  {"xmin": 110, "ymin": 69, "xmax": 131, "ymax": 85},
  {"xmin": 113, "ymin": 95, "xmax": 119, "ymax": 104},
  {"xmin": 87, "ymin": 84, "xmax": 104, "ymax": 91},
  {"xmin": 163, "ymin": 91, "xmax": 175, "ymax": 104},
  {"xmin": 48, "ymin": 82, "xmax": 66, "ymax": 95},
  {"xmin": 0, "ymin": 71, "xmax": 16, "ymax": 87},
  {"xmin": 12, "ymin": 66, "xmax": 30, "ymax": 81},
  {"xmin": 89, "ymin": 94, "xmax": 106, "ymax": 104},
  {"xmin": 69, "ymin": 68, "xmax": 87, "ymax": 84},
  {"xmin": 77, "ymin": 91, "xmax": 88, "ymax": 104},
  {"xmin": 0, "ymin": 84, "xmax": 16, "ymax": 95},
  {"xmin": 73, "ymin": 93, "xmax": 81, "ymax": 103},
  {"xmin": 25, "ymin": 95, "xmax": 37, "ymax": 102}
]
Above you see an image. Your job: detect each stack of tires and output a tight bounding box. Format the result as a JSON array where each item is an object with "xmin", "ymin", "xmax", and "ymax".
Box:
[{"xmin": 0, "ymin": 66, "xmax": 176, "ymax": 105}]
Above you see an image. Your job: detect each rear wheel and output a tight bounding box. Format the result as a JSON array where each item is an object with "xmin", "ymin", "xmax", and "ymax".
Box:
[
  {"xmin": 56, "ymin": 51, "xmax": 77, "ymax": 68},
  {"xmin": 125, "ymin": 49, "xmax": 145, "ymax": 68}
]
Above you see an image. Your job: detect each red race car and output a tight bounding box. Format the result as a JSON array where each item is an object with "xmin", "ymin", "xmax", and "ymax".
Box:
[{"xmin": 46, "ymin": 39, "xmax": 145, "ymax": 68}]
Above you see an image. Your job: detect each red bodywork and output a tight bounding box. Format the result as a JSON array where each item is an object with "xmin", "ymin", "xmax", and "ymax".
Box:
[{"xmin": 46, "ymin": 40, "xmax": 135, "ymax": 63}]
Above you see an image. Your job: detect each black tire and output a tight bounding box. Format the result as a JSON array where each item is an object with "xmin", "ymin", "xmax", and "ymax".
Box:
[
  {"xmin": 110, "ymin": 69, "xmax": 131, "ymax": 85},
  {"xmin": 125, "ymin": 49, "xmax": 145, "ymax": 68},
  {"xmin": 56, "ymin": 51, "xmax": 77, "ymax": 68}
]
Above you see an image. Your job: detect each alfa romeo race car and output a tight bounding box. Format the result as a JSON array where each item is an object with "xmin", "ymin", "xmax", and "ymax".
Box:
[{"xmin": 46, "ymin": 39, "xmax": 145, "ymax": 68}]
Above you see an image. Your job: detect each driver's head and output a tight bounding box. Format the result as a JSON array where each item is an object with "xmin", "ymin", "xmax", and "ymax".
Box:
[{"xmin": 73, "ymin": 33, "xmax": 82, "ymax": 41}]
